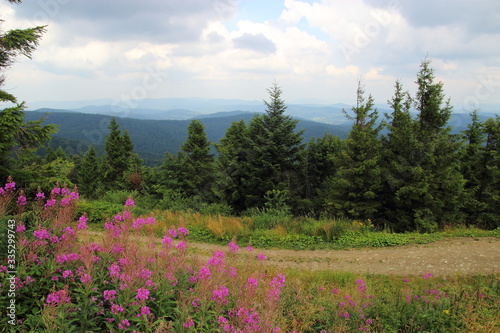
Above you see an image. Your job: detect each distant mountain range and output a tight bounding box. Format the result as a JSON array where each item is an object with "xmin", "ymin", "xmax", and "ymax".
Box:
[
  {"xmin": 23, "ymin": 99, "xmax": 498, "ymax": 166},
  {"xmin": 24, "ymin": 109, "xmax": 352, "ymax": 166}
]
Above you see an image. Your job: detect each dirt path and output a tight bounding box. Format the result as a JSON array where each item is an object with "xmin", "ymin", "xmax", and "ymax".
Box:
[
  {"xmin": 81, "ymin": 231, "xmax": 499, "ymax": 276},
  {"xmin": 189, "ymin": 237, "xmax": 500, "ymax": 276}
]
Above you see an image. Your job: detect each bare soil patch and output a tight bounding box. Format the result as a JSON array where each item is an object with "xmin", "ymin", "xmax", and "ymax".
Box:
[
  {"xmin": 81, "ymin": 231, "xmax": 499, "ymax": 276},
  {"xmin": 189, "ymin": 237, "xmax": 500, "ymax": 276}
]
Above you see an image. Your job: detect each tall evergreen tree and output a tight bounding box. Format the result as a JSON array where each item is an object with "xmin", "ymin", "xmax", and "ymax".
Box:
[
  {"xmin": 301, "ymin": 134, "xmax": 342, "ymax": 214},
  {"xmin": 78, "ymin": 145, "xmax": 99, "ymax": 198},
  {"xmin": 243, "ymin": 82, "xmax": 305, "ymax": 209},
  {"xmin": 323, "ymin": 81, "xmax": 382, "ymax": 221},
  {"xmin": 0, "ymin": 1, "xmax": 55, "ymax": 180},
  {"xmin": 460, "ymin": 110, "xmax": 488, "ymax": 226},
  {"xmin": 411, "ymin": 59, "xmax": 465, "ymax": 231},
  {"xmin": 178, "ymin": 119, "xmax": 214, "ymax": 198},
  {"xmin": 214, "ymin": 119, "xmax": 251, "ymax": 211},
  {"xmin": 381, "ymin": 81, "xmax": 423, "ymax": 231},
  {"xmin": 100, "ymin": 117, "xmax": 134, "ymax": 190},
  {"xmin": 479, "ymin": 116, "xmax": 500, "ymax": 228}
]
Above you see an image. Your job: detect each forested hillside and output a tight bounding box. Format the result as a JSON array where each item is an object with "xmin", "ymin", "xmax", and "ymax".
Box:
[{"xmin": 23, "ymin": 110, "xmax": 351, "ymax": 165}]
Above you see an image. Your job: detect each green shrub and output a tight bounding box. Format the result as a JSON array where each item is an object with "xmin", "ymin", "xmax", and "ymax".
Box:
[
  {"xmin": 335, "ymin": 231, "xmax": 443, "ymax": 248},
  {"xmin": 243, "ymin": 207, "xmax": 292, "ymax": 230},
  {"xmin": 100, "ymin": 190, "xmax": 140, "ymax": 205},
  {"xmin": 76, "ymin": 200, "xmax": 127, "ymax": 224}
]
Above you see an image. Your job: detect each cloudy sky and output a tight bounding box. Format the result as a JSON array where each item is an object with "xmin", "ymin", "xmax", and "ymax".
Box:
[{"xmin": 1, "ymin": 0, "xmax": 499, "ymax": 111}]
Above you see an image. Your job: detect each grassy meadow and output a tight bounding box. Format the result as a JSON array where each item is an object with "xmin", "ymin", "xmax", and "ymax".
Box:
[{"xmin": 0, "ymin": 184, "xmax": 499, "ymax": 332}]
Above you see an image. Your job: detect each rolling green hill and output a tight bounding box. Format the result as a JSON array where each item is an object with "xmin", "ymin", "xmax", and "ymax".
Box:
[{"xmin": 24, "ymin": 110, "xmax": 351, "ymax": 165}]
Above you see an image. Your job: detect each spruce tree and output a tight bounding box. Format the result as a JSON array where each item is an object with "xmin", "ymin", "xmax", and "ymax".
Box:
[
  {"xmin": 460, "ymin": 110, "xmax": 488, "ymax": 226},
  {"xmin": 244, "ymin": 82, "xmax": 305, "ymax": 209},
  {"xmin": 381, "ymin": 80, "xmax": 423, "ymax": 231},
  {"xmin": 0, "ymin": 1, "xmax": 55, "ymax": 180},
  {"xmin": 78, "ymin": 145, "xmax": 99, "ymax": 198},
  {"xmin": 101, "ymin": 117, "xmax": 134, "ymax": 190},
  {"xmin": 480, "ymin": 116, "xmax": 500, "ymax": 228},
  {"xmin": 323, "ymin": 81, "xmax": 382, "ymax": 221},
  {"xmin": 178, "ymin": 119, "xmax": 214, "ymax": 198},
  {"xmin": 412, "ymin": 59, "xmax": 465, "ymax": 231},
  {"xmin": 301, "ymin": 134, "xmax": 342, "ymax": 214},
  {"xmin": 214, "ymin": 119, "xmax": 250, "ymax": 211}
]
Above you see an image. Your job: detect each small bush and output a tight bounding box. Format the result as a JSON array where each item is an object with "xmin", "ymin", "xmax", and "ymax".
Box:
[{"xmin": 76, "ymin": 200, "xmax": 127, "ymax": 224}]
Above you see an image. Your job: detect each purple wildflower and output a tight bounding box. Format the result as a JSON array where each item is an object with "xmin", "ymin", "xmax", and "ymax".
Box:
[{"xmin": 136, "ymin": 288, "xmax": 150, "ymax": 301}]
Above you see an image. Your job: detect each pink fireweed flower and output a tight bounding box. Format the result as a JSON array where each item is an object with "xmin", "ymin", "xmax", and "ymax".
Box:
[
  {"xmin": 111, "ymin": 243, "xmax": 125, "ymax": 254},
  {"xmin": 44, "ymin": 198, "xmax": 56, "ymax": 209},
  {"xmin": 268, "ymin": 274, "xmax": 286, "ymax": 302},
  {"xmin": 356, "ymin": 279, "xmax": 367, "ymax": 293},
  {"xmin": 246, "ymin": 245, "xmax": 254, "ymax": 252},
  {"xmin": 0, "ymin": 187, "xmax": 4, "ymax": 196},
  {"xmin": 132, "ymin": 217, "xmax": 145, "ymax": 229},
  {"xmin": 168, "ymin": 228, "xmax": 177, "ymax": 238},
  {"xmin": 257, "ymin": 253, "xmax": 267, "ymax": 261},
  {"xmin": 24, "ymin": 276, "xmax": 35, "ymax": 285},
  {"xmin": 139, "ymin": 306, "xmax": 151, "ymax": 316},
  {"xmin": 183, "ymin": 319, "xmax": 195, "ymax": 328},
  {"xmin": 45, "ymin": 289, "xmax": 71, "ymax": 306},
  {"xmin": 60, "ymin": 227, "xmax": 75, "ymax": 241},
  {"xmin": 227, "ymin": 241, "xmax": 239, "ymax": 252},
  {"xmin": 113, "ymin": 214, "xmax": 124, "ymax": 222},
  {"xmin": 162, "ymin": 236, "xmax": 173, "ymax": 248},
  {"xmin": 125, "ymin": 197, "xmax": 135, "ymax": 206},
  {"xmin": 60, "ymin": 196, "xmax": 71, "ymax": 207},
  {"xmin": 198, "ymin": 266, "xmax": 211, "ymax": 280},
  {"xmin": 16, "ymin": 195, "xmax": 27, "ymax": 206},
  {"xmin": 118, "ymin": 257, "xmax": 132, "ymax": 267},
  {"xmin": 176, "ymin": 241, "xmax": 187, "ymax": 251},
  {"xmin": 191, "ymin": 298, "xmax": 201, "ymax": 308},
  {"xmin": 51, "ymin": 187, "xmax": 61, "ymax": 196},
  {"xmin": 146, "ymin": 216, "xmax": 156, "ymax": 225},
  {"xmin": 111, "ymin": 303, "xmax": 125, "ymax": 314},
  {"xmin": 55, "ymin": 253, "xmax": 80, "ymax": 264},
  {"xmin": 90, "ymin": 242, "xmax": 103, "ymax": 251},
  {"xmin": 229, "ymin": 266, "xmax": 237, "ymax": 278},
  {"xmin": 35, "ymin": 191, "xmax": 45, "ymax": 200},
  {"xmin": 16, "ymin": 224, "xmax": 26, "ymax": 233},
  {"xmin": 139, "ymin": 269, "xmax": 152, "ymax": 280},
  {"xmin": 77, "ymin": 215, "xmax": 89, "ymax": 230},
  {"xmin": 80, "ymin": 273, "xmax": 92, "ymax": 284},
  {"xmin": 103, "ymin": 290, "xmax": 118, "ymax": 301},
  {"xmin": 207, "ymin": 251, "xmax": 225, "ymax": 268},
  {"xmin": 4, "ymin": 181, "xmax": 15, "ymax": 191},
  {"xmin": 33, "ymin": 229, "xmax": 51, "ymax": 240},
  {"xmin": 62, "ymin": 270, "xmax": 74, "ymax": 278},
  {"xmin": 45, "ymin": 292, "xmax": 60, "ymax": 305},
  {"xmin": 136, "ymin": 288, "xmax": 150, "ymax": 301},
  {"xmin": 108, "ymin": 263, "xmax": 121, "ymax": 278},
  {"xmin": 423, "ymin": 273, "xmax": 433, "ymax": 279},
  {"xmin": 211, "ymin": 286, "xmax": 229, "ymax": 305},
  {"xmin": 35, "ymin": 190, "xmax": 45, "ymax": 200},
  {"xmin": 178, "ymin": 226, "xmax": 189, "ymax": 236},
  {"xmin": 118, "ymin": 319, "xmax": 130, "ymax": 330},
  {"xmin": 70, "ymin": 191, "xmax": 79, "ymax": 200},
  {"xmin": 246, "ymin": 278, "xmax": 258, "ymax": 289}
]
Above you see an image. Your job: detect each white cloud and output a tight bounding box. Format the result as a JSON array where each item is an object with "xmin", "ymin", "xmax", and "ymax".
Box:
[{"xmin": 0, "ymin": 0, "xmax": 498, "ymax": 106}]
